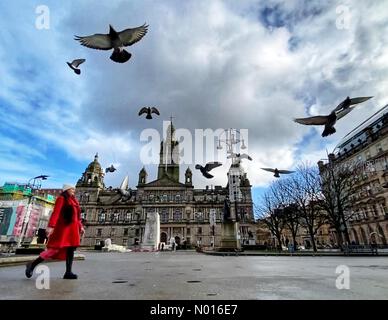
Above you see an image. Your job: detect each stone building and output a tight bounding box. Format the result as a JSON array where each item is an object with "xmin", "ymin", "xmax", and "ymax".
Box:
[
  {"xmin": 76, "ymin": 122, "xmax": 255, "ymax": 249},
  {"xmin": 318, "ymin": 104, "xmax": 388, "ymax": 245}
]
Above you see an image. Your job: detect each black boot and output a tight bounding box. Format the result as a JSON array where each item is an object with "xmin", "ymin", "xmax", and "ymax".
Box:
[
  {"xmin": 63, "ymin": 247, "xmax": 77, "ymax": 279},
  {"xmin": 25, "ymin": 256, "xmax": 44, "ymax": 278}
]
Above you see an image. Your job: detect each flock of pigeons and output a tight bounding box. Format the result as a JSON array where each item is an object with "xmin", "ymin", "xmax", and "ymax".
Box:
[
  {"xmin": 67, "ymin": 23, "xmax": 157, "ymax": 119},
  {"xmin": 67, "ymin": 23, "xmax": 374, "ymax": 181},
  {"xmin": 196, "ymin": 96, "xmax": 373, "ymax": 179}
]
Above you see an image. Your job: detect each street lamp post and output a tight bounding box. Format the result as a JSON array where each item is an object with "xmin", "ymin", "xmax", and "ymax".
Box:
[
  {"xmin": 216, "ymin": 129, "xmax": 248, "ymax": 251},
  {"xmin": 216, "ymin": 128, "xmax": 247, "ymax": 216},
  {"xmin": 209, "ymin": 206, "xmax": 216, "ymax": 248},
  {"xmin": 216, "ymin": 128, "xmax": 247, "ymax": 162}
]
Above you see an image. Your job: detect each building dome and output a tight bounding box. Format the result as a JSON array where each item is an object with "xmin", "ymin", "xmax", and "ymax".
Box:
[
  {"xmin": 87, "ymin": 153, "xmax": 102, "ymax": 173},
  {"xmin": 76, "ymin": 153, "xmax": 105, "ymax": 189}
]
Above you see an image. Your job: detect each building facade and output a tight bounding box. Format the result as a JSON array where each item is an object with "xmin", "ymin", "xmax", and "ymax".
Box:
[
  {"xmin": 77, "ymin": 122, "xmax": 256, "ymax": 249},
  {"xmin": 318, "ymin": 105, "xmax": 388, "ymax": 246}
]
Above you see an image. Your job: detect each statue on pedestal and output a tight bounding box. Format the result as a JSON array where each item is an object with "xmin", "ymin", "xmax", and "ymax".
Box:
[{"xmin": 223, "ymin": 196, "xmax": 231, "ymax": 221}]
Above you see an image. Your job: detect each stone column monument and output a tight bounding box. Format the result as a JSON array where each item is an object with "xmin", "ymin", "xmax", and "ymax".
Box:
[
  {"xmin": 141, "ymin": 209, "xmax": 160, "ymax": 251},
  {"xmin": 218, "ymin": 164, "xmax": 242, "ymax": 251}
]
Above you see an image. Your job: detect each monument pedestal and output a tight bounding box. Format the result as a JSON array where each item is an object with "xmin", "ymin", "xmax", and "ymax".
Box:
[
  {"xmin": 218, "ymin": 221, "xmax": 241, "ymax": 252},
  {"xmin": 140, "ymin": 244, "xmax": 158, "ymax": 251}
]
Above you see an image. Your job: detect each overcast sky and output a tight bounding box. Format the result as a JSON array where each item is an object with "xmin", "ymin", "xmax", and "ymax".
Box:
[{"xmin": 0, "ymin": 0, "xmax": 387, "ymax": 204}]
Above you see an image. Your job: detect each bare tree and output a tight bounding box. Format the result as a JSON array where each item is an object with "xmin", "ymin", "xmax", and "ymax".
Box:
[
  {"xmin": 282, "ymin": 203, "xmax": 300, "ymax": 249},
  {"xmin": 255, "ymin": 184, "xmax": 285, "ymax": 251},
  {"xmin": 318, "ymin": 159, "xmax": 356, "ymax": 247},
  {"xmin": 282, "ymin": 163, "xmax": 327, "ymax": 252},
  {"xmin": 270, "ymin": 178, "xmax": 301, "ymax": 249}
]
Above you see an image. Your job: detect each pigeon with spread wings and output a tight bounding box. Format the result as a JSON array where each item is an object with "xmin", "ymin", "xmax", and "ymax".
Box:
[
  {"xmin": 67, "ymin": 59, "xmax": 85, "ymax": 75},
  {"xmin": 138, "ymin": 107, "xmax": 160, "ymax": 119},
  {"xmin": 294, "ymin": 96, "xmax": 373, "ymax": 137},
  {"xmin": 195, "ymin": 162, "xmax": 222, "ymax": 179},
  {"xmin": 74, "ymin": 24, "xmax": 148, "ymax": 63},
  {"xmin": 227, "ymin": 153, "xmax": 252, "ymax": 161},
  {"xmin": 261, "ymin": 168, "xmax": 295, "ymax": 178},
  {"xmin": 105, "ymin": 165, "xmax": 117, "ymax": 173}
]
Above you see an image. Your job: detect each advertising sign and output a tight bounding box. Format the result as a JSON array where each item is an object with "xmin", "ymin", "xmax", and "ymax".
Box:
[
  {"xmin": 0, "ymin": 207, "xmax": 13, "ymax": 235},
  {"xmin": 0, "ymin": 200, "xmax": 28, "ymax": 236}
]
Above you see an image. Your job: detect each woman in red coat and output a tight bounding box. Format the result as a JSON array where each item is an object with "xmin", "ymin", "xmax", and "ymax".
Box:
[{"xmin": 25, "ymin": 184, "xmax": 85, "ymax": 279}]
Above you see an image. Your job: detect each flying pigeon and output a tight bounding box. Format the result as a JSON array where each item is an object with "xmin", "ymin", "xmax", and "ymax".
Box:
[
  {"xmin": 294, "ymin": 96, "xmax": 373, "ymax": 137},
  {"xmin": 227, "ymin": 153, "xmax": 253, "ymax": 161},
  {"xmin": 105, "ymin": 165, "xmax": 116, "ymax": 173},
  {"xmin": 261, "ymin": 168, "xmax": 295, "ymax": 178},
  {"xmin": 66, "ymin": 59, "xmax": 85, "ymax": 75},
  {"xmin": 138, "ymin": 107, "xmax": 160, "ymax": 119},
  {"xmin": 74, "ymin": 23, "xmax": 148, "ymax": 63},
  {"xmin": 195, "ymin": 162, "xmax": 222, "ymax": 179}
]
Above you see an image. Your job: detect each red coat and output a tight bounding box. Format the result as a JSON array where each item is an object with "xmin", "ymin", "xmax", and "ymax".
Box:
[{"xmin": 46, "ymin": 195, "xmax": 82, "ymax": 251}]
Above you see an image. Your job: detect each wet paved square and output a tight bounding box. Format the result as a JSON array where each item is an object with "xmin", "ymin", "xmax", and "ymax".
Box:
[{"xmin": 1, "ymin": 251, "xmax": 388, "ymax": 299}]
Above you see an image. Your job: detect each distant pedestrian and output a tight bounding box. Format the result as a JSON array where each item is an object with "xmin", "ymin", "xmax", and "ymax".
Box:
[
  {"xmin": 371, "ymin": 239, "xmax": 378, "ymax": 255},
  {"xmin": 170, "ymin": 237, "xmax": 176, "ymax": 251},
  {"xmin": 25, "ymin": 184, "xmax": 85, "ymax": 280}
]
